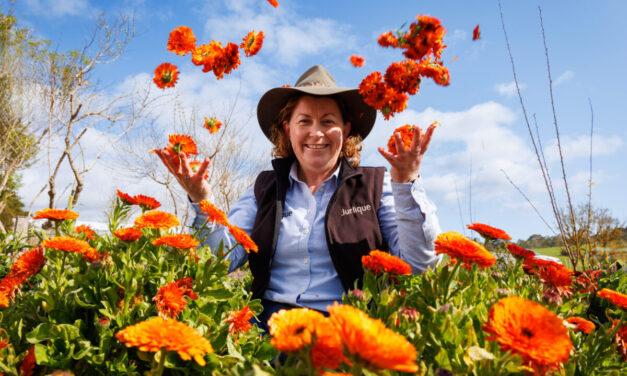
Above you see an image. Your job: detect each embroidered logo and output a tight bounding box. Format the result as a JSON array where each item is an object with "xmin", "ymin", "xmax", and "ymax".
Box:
[
  {"xmin": 282, "ymin": 210, "xmax": 293, "ymax": 218},
  {"xmin": 340, "ymin": 204, "xmax": 372, "ymax": 216}
]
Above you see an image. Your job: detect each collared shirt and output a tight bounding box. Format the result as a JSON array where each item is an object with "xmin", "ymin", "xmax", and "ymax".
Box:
[{"xmin": 190, "ymin": 161, "xmax": 441, "ymax": 312}]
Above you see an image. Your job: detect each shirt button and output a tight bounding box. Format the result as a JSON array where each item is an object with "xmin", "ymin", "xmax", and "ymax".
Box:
[{"xmin": 304, "ymin": 258, "xmax": 309, "ymax": 264}]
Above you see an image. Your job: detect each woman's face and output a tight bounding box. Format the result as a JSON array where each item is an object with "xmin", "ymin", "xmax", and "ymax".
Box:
[{"xmin": 283, "ymin": 95, "xmax": 351, "ymax": 179}]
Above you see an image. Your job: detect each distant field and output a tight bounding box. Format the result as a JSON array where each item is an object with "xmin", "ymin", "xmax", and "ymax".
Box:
[{"xmin": 533, "ymin": 246, "xmax": 627, "ymax": 268}]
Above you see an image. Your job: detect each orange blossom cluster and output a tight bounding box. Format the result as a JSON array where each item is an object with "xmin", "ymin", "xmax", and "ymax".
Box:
[{"xmin": 0, "ymin": 248, "xmax": 45, "ymax": 308}]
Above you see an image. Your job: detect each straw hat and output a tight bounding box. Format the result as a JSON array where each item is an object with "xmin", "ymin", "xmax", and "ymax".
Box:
[{"xmin": 256, "ymin": 65, "xmax": 376, "ymax": 141}]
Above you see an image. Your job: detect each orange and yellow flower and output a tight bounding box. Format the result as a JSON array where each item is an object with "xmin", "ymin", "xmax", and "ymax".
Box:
[
  {"xmin": 507, "ymin": 244, "xmax": 535, "ymax": 259},
  {"xmin": 198, "ymin": 200, "xmax": 229, "ymax": 227},
  {"xmin": 228, "ymin": 225, "xmax": 258, "ymax": 253},
  {"xmin": 152, "ymin": 234, "xmax": 199, "ymax": 250},
  {"xmin": 434, "ymin": 231, "xmax": 496, "ymax": 268},
  {"xmin": 116, "ymin": 317, "xmax": 214, "ymax": 366},
  {"xmin": 134, "ymin": 211, "xmax": 180, "ymax": 230},
  {"xmin": 226, "ymin": 305, "xmax": 254, "ymax": 335},
  {"xmin": 213, "ymin": 42, "xmax": 241, "ymax": 80},
  {"xmin": 167, "ymin": 26, "xmax": 196, "ymax": 56},
  {"xmin": 404, "ymin": 15, "xmax": 447, "ymax": 61},
  {"xmin": 203, "ymin": 116, "xmax": 222, "ymax": 134},
  {"xmin": 154, "ymin": 281, "xmax": 188, "ymax": 319},
  {"xmin": 597, "ymin": 288, "xmax": 627, "ymax": 310},
  {"xmin": 384, "ymin": 60, "xmax": 421, "ymax": 95},
  {"xmin": 9, "ymin": 247, "xmax": 45, "ymax": 281},
  {"xmin": 153, "ymin": 63, "xmax": 179, "ymax": 89},
  {"xmin": 133, "ymin": 194, "xmax": 161, "ymax": 211},
  {"xmin": 167, "ymin": 134, "xmax": 198, "ymax": 155},
  {"xmin": 189, "ymin": 160, "xmax": 209, "ymax": 179},
  {"xmin": 42, "ymin": 236, "xmax": 100, "ymax": 262},
  {"xmin": 113, "ymin": 227, "xmax": 142, "ymax": 242},
  {"xmin": 116, "ymin": 189, "xmax": 136, "ymax": 205},
  {"xmin": 377, "ymin": 31, "xmax": 399, "ymax": 48},
  {"xmin": 192, "ymin": 41, "xmax": 223, "ymax": 69},
  {"xmin": 467, "ymin": 223, "xmax": 512, "ymax": 241},
  {"xmin": 418, "ymin": 58, "xmax": 450, "ymax": 86},
  {"xmin": 387, "ymin": 124, "xmax": 418, "ymax": 155},
  {"xmin": 362, "ymin": 250, "xmax": 411, "ymax": 275},
  {"xmin": 241, "ymin": 30, "xmax": 264, "ymax": 57},
  {"xmin": 565, "ymin": 317, "xmax": 595, "ymax": 334},
  {"xmin": 33, "ymin": 208, "xmax": 78, "ymax": 221},
  {"xmin": 76, "ymin": 224, "xmax": 97, "ymax": 240},
  {"xmin": 358, "ymin": 71, "xmax": 408, "ymax": 120},
  {"xmin": 328, "ymin": 303, "xmax": 417, "ymax": 373},
  {"xmin": 483, "ymin": 296, "xmax": 572, "ymax": 375},
  {"xmin": 350, "ymin": 55, "xmax": 365, "ymax": 67}
]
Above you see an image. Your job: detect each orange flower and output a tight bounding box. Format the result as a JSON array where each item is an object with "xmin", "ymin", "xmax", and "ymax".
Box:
[
  {"xmin": 226, "ymin": 305, "xmax": 254, "ymax": 335},
  {"xmin": 212, "ymin": 42, "xmax": 241, "ymax": 80},
  {"xmin": 377, "ymin": 31, "xmax": 398, "ymax": 48},
  {"xmin": 116, "ymin": 317, "xmax": 214, "ymax": 366},
  {"xmin": 10, "ymin": 247, "xmax": 45, "ymax": 281},
  {"xmin": 403, "ymin": 15, "xmax": 447, "ymax": 61},
  {"xmin": 434, "ymin": 231, "xmax": 496, "ymax": 268},
  {"xmin": 198, "ymin": 200, "xmax": 229, "ymax": 227},
  {"xmin": 76, "ymin": 224, "xmax": 97, "ymax": 240},
  {"xmin": 0, "ymin": 273, "xmax": 23, "ymax": 306},
  {"xmin": 154, "ymin": 281, "xmax": 188, "ymax": 318},
  {"xmin": 267, "ymin": 0, "xmax": 279, "ymax": 8},
  {"xmin": 597, "ymin": 288, "xmax": 627, "ymax": 310},
  {"xmin": 113, "ymin": 227, "xmax": 142, "ymax": 242},
  {"xmin": 134, "ymin": 211, "xmax": 180, "ymax": 230},
  {"xmin": 387, "ymin": 124, "xmax": 418, "ymax": 155},
  {"xmin": 152, "ymin": 234, "xmax": 199, "ymax": 250},
  {"xmin": 613, "ymin": 321, "xmax": 627, "ymax": 362},
  {"xmin": 241, "ymin": 30, "xmax": 264, "ymax": 57},
  {"xmin": 535, "ymin": 263, "xmax": 573, "ymax": 290},
  {"xmin": 467, "ymin": 223, "xmax": 511, "ymax": 241},
  {"xmin": 228, "ymin": 225, "xmax": 258, "ymax": 253},
  {"xmin": 175, "ymin": 277, "xmax": 198, "ymax": 300},
  {"xmin": 167, "ymin": 26, "xmax": 196, "ymax": 56},
  {"xmin": 33, "ymin": 208, "xmax": 78, "ymax": 221},
  {"xmin": 418, "ymin": 58, "xmax": 450, "ymax": 86},
  {"xmin": 192, "ymin": 41, "xmax": 223, "ymax": 69},
  {"xmin": 507, "ymin": 244, "xmax": 535, "ymax": 259},
  {"xmin": 384, "ymin": 60, "xmax": 421, "ymax": 95},
  {"xmin": 483, "ymin": 296, "xmax": 572, "ymax": 375},
  {"xmin": 116, "ymin": 189, "xmax": 136, "ymax": 205},
  {"xmin": 328, "ymin": 303, "xmax": 417, "ymax": 373},
  {"xmin": 472, "ymin": 25, "xmax": 481, "ymax": 40},
  {"xmin": 189, "ymin": 160, "xmax": 209, "ymax": 179},
  {"xmin": 167, "ymin": 134, "xmax": 197, "ymax": 155},
  {"xmin": 350, "ymin": 55, "xmax": 365, "ymax": 67},
  {"xmin": 18, "ymin": 346, "xmax": 36, "ymax": 376},
  {"xmin": 203, "ymin": 116, "xmax": 222, "ymax": 134},
  {"xmin": 153, "ymin": 63, "xmax": 179, "ymax": 89},
  {"xmin": 358, "ymin": 71, "xmax": 408, "ymax": 120},
  {"xmin": 133, "ymin": 194, "xmax": 161, "ymax": 211},
  {"xmin": 42, "ymin": 236, "xmax": 101, "ymax": 262},
  {"xmin": 564, "ymin": 317, "xmax": 595, "ymax": 334},
  {"xmin": 362, "ymin": 250, "xmax": 411, "ymax": 275},
  {"xmin": 0, "ymin": 290, "xmax": 9, "ymax": 307}
]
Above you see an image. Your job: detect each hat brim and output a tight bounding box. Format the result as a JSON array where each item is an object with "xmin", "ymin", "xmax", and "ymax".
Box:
[{"xmin": 257, "ymin": 86, "xmax": 376, "ymax": 141}]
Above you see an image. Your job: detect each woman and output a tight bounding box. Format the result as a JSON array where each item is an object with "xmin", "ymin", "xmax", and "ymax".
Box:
[{"xmin": 156, "ymin": 65, "xmax": 440, "ymax": 326}]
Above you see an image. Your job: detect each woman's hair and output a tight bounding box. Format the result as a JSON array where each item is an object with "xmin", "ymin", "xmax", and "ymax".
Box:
[{"xmin": 269, "ymin": 93, "xmax": 363, "ymax": 167}]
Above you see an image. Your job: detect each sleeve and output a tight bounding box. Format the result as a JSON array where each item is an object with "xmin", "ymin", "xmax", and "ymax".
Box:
[
  {"xmin": 189, "ymin": 185, "xmax": 258, "ymax": 273},
  {"xmin": 378, "ymin": 171, "xmax": 442, "ymax": 274}
]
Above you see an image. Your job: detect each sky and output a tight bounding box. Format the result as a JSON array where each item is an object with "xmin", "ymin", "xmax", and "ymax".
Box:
[{"xmin": 7, "ymin": 0, "xmax": 627, "ymax": 241}]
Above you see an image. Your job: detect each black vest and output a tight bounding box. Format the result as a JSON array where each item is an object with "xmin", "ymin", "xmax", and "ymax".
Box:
[{"xmin": 248, "ymin": 157, "xmax": 387, "ymax": 299}]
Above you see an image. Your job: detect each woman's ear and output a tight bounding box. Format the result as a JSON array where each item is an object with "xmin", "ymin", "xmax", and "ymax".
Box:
[{"xmin": 282, "ymin": 120, "xmax": 289, "ymax": 137}]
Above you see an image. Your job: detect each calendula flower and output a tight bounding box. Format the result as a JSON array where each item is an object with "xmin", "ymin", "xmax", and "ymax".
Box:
[
  {"xmin": 18, "ymin": 346, "xmax": 36, "ymax": 376},
  {"xmin": 33, "ymin": 208, "xmax": 78, "ymax": 221},
  {"xmin": 116, "ymin": 317, "xmax": 214, "ymax": 366},
  {"xmin": 522, "ymin": 257, "xmax": 561, "ymax": 275},
  {"xmin": 167, "ymin": 26, "xmax": 196, "ymax": 55},
  {"xmin": 75, "ymin": 224, "xmax": 97, "ymax": 240},
  {"xmin": 152, "ymin": 234, "xmax": 199, "ymax": 250},
  {"xmin": 134, "ymin": 211, "xmax": 180, "ymax": 230},
  {"xmin": 241, "ymin": 30, "xmax": 264, "ymax": 57},
  {"xmin": 198, "ymin": 200, "xmax": 229, "ymax": 226},
  {"xmin": 404, "ymin": 15, "xmax": 447, "ymax": 61},
  {"xmin": 228, "ymin": 225, "xmax": 258, "ymax": 253},
  {"xmin": 113, "ymin": 227, "xmax": 142, "ymax": 242},
  {"xmin": 42, "ymin": 236, "xmax": 100, "ymax": 262},
  {"xmin": 133, "ymin": 194, "xmax": 161, "ymax": 211},
  {"xmin": 378, "ymin": 31, "xmax": 399, "ymax": 48},
  {"xmin": 267, "ymin": 0, "xmax": 279, "ymax": 8},
  {"xmin": 483, "ymin": 296, "xmax": 572, "ymax": 375},
  {"xmin": 350, "ymin": 55, "xmax": 365, "ymax": 67},
  {"xmin": 153, "ymin": 63, "xmax": 179, "ymax": 89},
  {"xmin": 387, "ymin": 124, "xmax": 418, "ymax": 155},
  {"xmin": 564, "ymin": 317, "xmax": 595, "ymax": 334},
  {"xmin": 175, "ymin": 277, "xmax": 198, "ymax": 300},
  {"xmin": 472, "ymin": 25, "xmax": 481, "ymax": 40},
  {"xmin": 362, "ymin": 250, "xmax": 411, "ymax": 275},
  {"xmin": 507, "ymin": 244, "xmax": 535, "ymax": 259},
  {"xmin": 9, "ymin": 247, "xmax": 45, "ymax": 281},
  {"xmin": 189, "ymin": 160, "xmax": 209, "ymax": 180},
  {"xmin": 434, "ymin": 232, "xmax": 496, "ymax": 268},
  {"xmin": 167, "ymin": 134, "xmax": 198, "ymax": 155},
  {"xmin": 612, "ymin": 320, "xmax": 627, "ymax": 362},
  {"xmin": 116, "ymin": 189, "xmax": 136, "ymax": 205},
  {"xmin": 226, "ymin": 305, "xmax": 254, "ymax": 335},
  {"xmin": 213, "ymin": 42, "xmax": 241, "ymax": 80},
  {"xmin": 0, "ymin": 291, "xmax": 9, "ymax": 307},
  {"xmin": 467, "ymin": 223, "xmax": 512, "ymax": 241},
  {"xmin": 358, "ymin": 71, "xmax": 408, "ymax": 120},
  {"xmin": 328, "ymin": 303, "xmax": 418, "ymax": 373},
  {"xmin": 418, "ymin": 58, "xmax": 450, "ymax": 86},
  {"xmin": 384, "ymin": 60, "xmax": 421, "ymax": 95},
  {"xmin": 597, "ymin": 288, "xmax": 627, "ymax": 310},
  {"xmin": 535, "ymin": 263, "xmax": 573, "ymax": 291},
  {"xmin": 203, "ymin": 116, "xmax": 222, "ymax": 134},
  {"xmin": 192, "ymin": 41, "xmax": 223, "ymax": 69},
  {"xmin": 154, "ymin": 281, "xmax": 188, "ymax": 318}
]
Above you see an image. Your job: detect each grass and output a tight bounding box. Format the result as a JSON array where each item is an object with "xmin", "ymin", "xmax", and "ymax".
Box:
[{"xmin": 533, "ymin": 246, "xmax": 627, "ymax": 268}]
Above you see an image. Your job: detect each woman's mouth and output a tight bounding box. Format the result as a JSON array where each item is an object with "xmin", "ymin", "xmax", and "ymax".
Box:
[{"xmin": 305, "ymin": 144, "xmax": 328, "ymax": 150}]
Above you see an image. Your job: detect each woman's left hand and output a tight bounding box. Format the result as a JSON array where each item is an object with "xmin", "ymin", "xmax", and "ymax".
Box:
[{"xmin": 377, "ymin": 125, "xmax": 435, "ymax": 183}]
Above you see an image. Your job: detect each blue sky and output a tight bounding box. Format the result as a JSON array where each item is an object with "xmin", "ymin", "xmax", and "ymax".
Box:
[{"xmin": 10, "ymin": 0, "xmax": 627, "ymax": 241}]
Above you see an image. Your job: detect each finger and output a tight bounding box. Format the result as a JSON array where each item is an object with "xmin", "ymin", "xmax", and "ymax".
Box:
[
  {"xmin": 196, "ymin": 158, "xmax": 211, "ymax": 179},
  {"xmin": 180, "ymin": 155, "xmax": 193, "ymax": 178},
  {"xmin": 409, "ymin": 126, "xmax": 422, "ymax": 154},
  {"xmin": 156, "ymin": 150, "xmax": 176, "ymax": 175},
  {"xmin": 420, "ymin": 124, "xmax": 436, "ymax": 154},
  {"xmin": 378, "ymin": 146, "xmax": 397, "ymax": 165},
  {"xmin": 393, "ymin": 132, "xmax": 406, "ymax": 156}
]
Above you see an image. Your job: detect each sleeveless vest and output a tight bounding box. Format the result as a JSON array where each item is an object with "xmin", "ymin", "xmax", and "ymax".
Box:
[{"xmin": 248, "ymin": 157, "xmax": 387, "ymax": 299}]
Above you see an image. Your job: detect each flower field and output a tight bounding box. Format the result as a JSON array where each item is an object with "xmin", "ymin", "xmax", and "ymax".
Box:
[{"xmin": 0, "ymin": 198, "xmax": 625, "ymax": 376}]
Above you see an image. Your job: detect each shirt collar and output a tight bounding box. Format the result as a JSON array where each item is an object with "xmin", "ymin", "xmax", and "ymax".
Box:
[{"xmin": 288, "ymin": 160, "xmax": 341, "ymax": 188}]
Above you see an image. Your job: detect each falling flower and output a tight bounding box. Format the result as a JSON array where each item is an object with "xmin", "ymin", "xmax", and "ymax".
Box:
[
  {"xmin": 113, "ymin": 227, "xmax": 142, "ymax": 242},
  {"xmin": 213, "ymin": 42, "xmax": 241, "ymax": 80},
  {"xmin": 75, "ymin": 224, "xmax": 97, "ymax": 240},
  {"xmin": 418, "ymin": 58, "xmax": 450, "ymax": 86},
  {"xmin": 42, "ymin": 236, "xmax": 101, "ymax": 262},
  {"xmin": 358, "ymin": 71, "xmax": 408, "ymax": 120},
  {"xmin": 226, "ymin": 305, "xmax": 254, "ymax": 335},
  {"xmin": 198, "ymin": 200, "xmax": 229, "ymax": 227},
  {"xmin": 154, "ymin": 282, "xmax": 188, "ymax": 318},
  {"xmin": 116, "ymin": 189, "xmax": 136, "ymax": 205},
  {"xmin": 467, "ymin": 223, "xmax": 512, "ymax": 241},
  {"xmin": 33, "ymin": 208, "xmax": 78, "ymax": 221},
  {"xmin": 434, "ymin": 231, "xmax": 496, "ymax": 268},
  {"xmin": 564, "ymin": 317, "xmax": 595, "ymax": 334},
  {"xmin": 507, "ymin": 244, "xmax": 535, "ymax": 259},
  {"xmin": 133, "ymin": 194, "xmax": 161, "ymax": 211},
  {"xmin": 403, "ymin": 15, "xmax": 447, "ymax": 61},
  {"xmin": 377, "ymin": 31, "xmax": 399, "ymax": 48},
  {"xmin": 189, "ymin": 160, "xmax": 209, "ymax": 179},
  {"xmin": 267, "ymin": 0, "xmax": 279, "ymax": 8},
  {"xmin": 328, "ymin": 303, "xmax": 417, "ymax": 373},
  {"xmin": 167, "ymin": 26, "xmax": 196, "ymax": 55},
  {"xmin": 387, "ymin": 124, "xmax": 418, "ymax": 155},
  {"xmin": 472, "ymin": 25, "xmax": 481, "ymax": 40},
  {"xmin": 167, "ymin": 134, "xmax": 198, "ymax": 155},
  {"xmin": 152, "ymin": 234, "xmax": 200, "ymax": 250},
  {"xmin": 228, "ymin": 225, "xmax": 258, "ymax": 253},
  {"xmin": 18, "ymin": 346, "xmax": 36, "ymax": 376},
  {"xmin": 483, "ymin": 296, "xmax": 572, "ymax": 375},
  {"xmin": 134, "ymin": 211, "xmax": 180, "ymax": 230},
  {"xmin": 362, "ymin": 250, "xmax": 411, "ymax": 275},
  {"xmin": 203, "ymin": 116, "xmax": 222, "ymax": 134},
  {"xmin": 384, "ymin": 60, "xmax": 421, "ymax": 95},
  {"xmin": 350, "ymin": 55, "xmax": 365, "ymax": 67},
  {"xmin": 597, "ymin": 288, "xmax": 627, "ymax": 310},
  {"xmin": 153, "ymin": 63, "xmax": 179, "ymax": 89},
  {"xmin": 116, "ymin": 317, "xmax": 214, "ymax": 366},
  {"xmin": 241, "ymin": 30, "xmax": 264, "ymax": 57},
  {"xmin": 192, "ymin": 41, "xmax": 223, "ymax": 70}
]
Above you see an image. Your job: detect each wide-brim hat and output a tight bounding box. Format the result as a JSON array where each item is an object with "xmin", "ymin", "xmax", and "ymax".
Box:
[{"xmin": 257, "ymin": 65, "xmax": 377, "ymax": 141}]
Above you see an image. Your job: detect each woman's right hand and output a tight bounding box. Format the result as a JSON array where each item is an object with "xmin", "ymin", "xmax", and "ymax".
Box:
[{"xmin": 154, "ymin": 149, "xmax": 212, "ymax": 203}]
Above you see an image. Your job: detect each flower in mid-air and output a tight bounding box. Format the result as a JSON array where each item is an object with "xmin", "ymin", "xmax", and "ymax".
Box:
[
  {"xmin": 203, "ymin": 116, "xmax": 222, "ymax": 134},
  {"xmin": 167, "ymin": 26, "xmax": 196, "ymax": 55},
  {"xmin": 241, "ymin": 30, "xmax": 264, "ymax": 57},
  {"xmin": 167, "ymin": 134, "xmax": 197, "ymax": 155},
  {"xmin": 350, "ymin": 55, "xmax": 365, "ymax": 67},
  {"xmin": 267, "ymin": 0, "xmax": 279, "ymax": 8},
  {"xmin": 153, "ymin": 63, "xmax": 179, "ymax": 89},
  {"xmin": 472, "ymin": 25, "xmax": 481, "ymax": 40}
]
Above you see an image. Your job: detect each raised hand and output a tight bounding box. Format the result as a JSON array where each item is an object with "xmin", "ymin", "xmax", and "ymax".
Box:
[
  {"xmin": 154, "ymin": 149, "xmax": 212, "ymax": 203},
  {"xmin": 377, "ymin": 125, "xmax": 435, "ymax": 183}
]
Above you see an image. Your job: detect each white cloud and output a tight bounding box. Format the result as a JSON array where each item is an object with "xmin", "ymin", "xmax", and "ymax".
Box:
[
  {"xmin": 554, "ymin": 70, "xmax": 574, "ymax": 87},
  {"xmin": 544, "ymin": 134, "xmax": 623, "ymax": 162},
  {"xmin": 495, "ymin": 81, "xmax": 526, "ymax": 97},
  {"xmin": 447, "ymin": 29, "xmax": 467, "ymax": 44},
  {"xmin": 24, "ymin": 0, "xmax": 92, "ymax": 17}
]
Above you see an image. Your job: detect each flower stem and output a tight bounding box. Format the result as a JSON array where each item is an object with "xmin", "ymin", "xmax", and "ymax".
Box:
[{"xmin": 153, "ymin": 349, "xmax": 167, "ymax": 376}]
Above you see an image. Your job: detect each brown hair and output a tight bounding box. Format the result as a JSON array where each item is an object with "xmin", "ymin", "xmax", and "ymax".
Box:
[{"xmin": 269, "ymin": 94, "xmax": 363, "ymax": 167}]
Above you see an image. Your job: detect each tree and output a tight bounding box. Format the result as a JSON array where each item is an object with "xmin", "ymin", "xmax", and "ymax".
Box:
[{"xmin": 0, "ymin": 172, "xmax": 26, "ymax": 231}]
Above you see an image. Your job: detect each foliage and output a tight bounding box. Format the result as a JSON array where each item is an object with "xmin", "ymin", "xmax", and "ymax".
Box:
[{"xmin": 0, "ymin": 172, "xmax": 27, "ymax": 231}]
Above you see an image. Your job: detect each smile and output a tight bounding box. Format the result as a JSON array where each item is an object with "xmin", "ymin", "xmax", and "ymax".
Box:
[{"xmin": 305, "ymin": 144, "xmax": 328, "ymax": 150}]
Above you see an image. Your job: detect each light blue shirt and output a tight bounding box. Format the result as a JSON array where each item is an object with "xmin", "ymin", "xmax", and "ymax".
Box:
[{"xmin": 191, "ymin": 161, "xmax": 441, "ymax": 312}]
